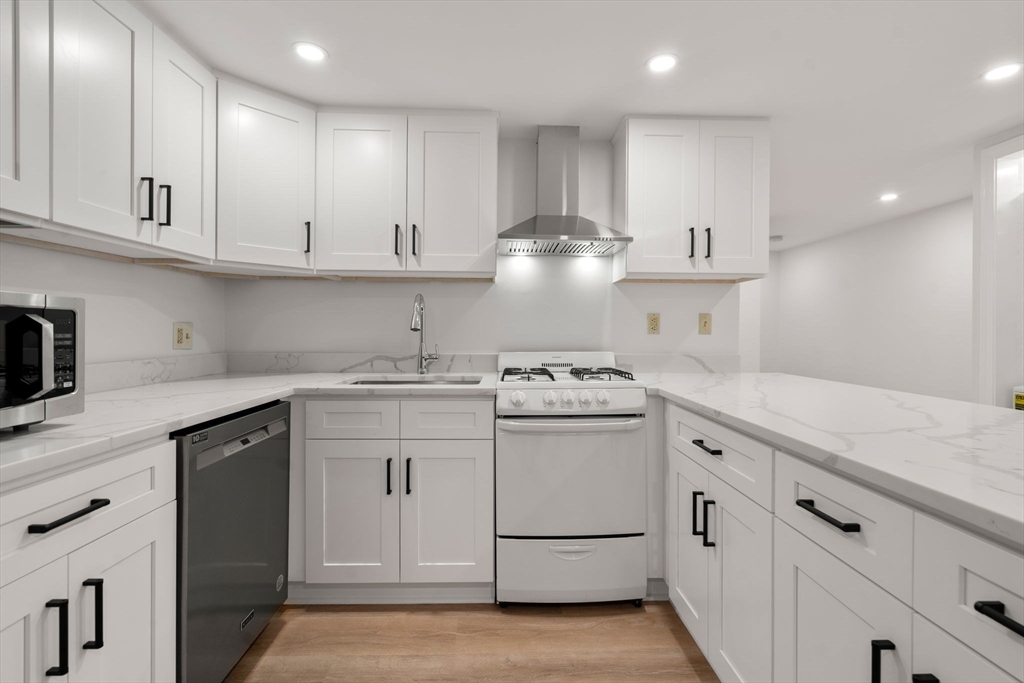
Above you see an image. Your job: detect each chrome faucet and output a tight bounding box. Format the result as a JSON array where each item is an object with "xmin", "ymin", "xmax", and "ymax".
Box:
[{"xmin": 410, "ymin": 293, "xmax": 440, "ymax": 374}]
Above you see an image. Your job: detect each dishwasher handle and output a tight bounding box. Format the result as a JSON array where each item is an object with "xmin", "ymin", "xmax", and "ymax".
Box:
[{"xmin": 496, "ymin": 418, "xmax": 644, "ymax": 434}]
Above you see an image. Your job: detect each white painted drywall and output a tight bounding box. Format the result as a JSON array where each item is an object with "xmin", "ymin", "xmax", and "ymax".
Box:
[
  {"xmin": 0, "ymin": 242, "xmax": 226, "ymax": 363},
  {"xmin": 763, "ymin": 198, "xmax": 974, "ymax": 401}
]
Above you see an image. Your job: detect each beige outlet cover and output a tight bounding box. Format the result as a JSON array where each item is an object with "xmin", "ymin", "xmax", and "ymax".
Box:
[{"xmin": 173, "ymin": 322, "xmax": 194, "ymax": 350}]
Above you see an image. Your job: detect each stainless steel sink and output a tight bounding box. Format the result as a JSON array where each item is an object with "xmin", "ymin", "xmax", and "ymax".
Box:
[{"xmin": 342, "ymin": 374, "xmax": 483, "ymax": 386}]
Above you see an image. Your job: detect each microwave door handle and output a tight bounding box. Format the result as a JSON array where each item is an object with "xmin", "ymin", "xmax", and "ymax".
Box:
[
  {"xmin": 495, "ymin": 419, "xmax": 644, "ymax": 434},
  {"xmin": 11, "ymin": 314, "xmax": 55, "ymax": 399}
]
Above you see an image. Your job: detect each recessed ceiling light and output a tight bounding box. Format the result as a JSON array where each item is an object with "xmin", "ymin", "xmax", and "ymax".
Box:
[
  {"xmin": 984, "ymin": 63, "xmax": 1021, "ymax": 81},
  {"xmin": 293, "ymin": 42, "xmax": 327, "ymax": 62},
  {"xmin": 879, "ymin": 193, "xmax": 899, "ymax": 202},
  {"xmin": 647, "ymin": 54, "xmax": 678, "ymax": 73}
]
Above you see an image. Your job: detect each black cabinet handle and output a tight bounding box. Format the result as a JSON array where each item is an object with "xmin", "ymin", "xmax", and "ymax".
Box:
[
  {"xmin": 141, "ymin": 177, "xmax": 155, "ymax": 221},
  {"xmin": 45, "ymin": 599, "xmax": 69, "ymax": 676},
  {"xmin": 82, "ymin": 578, "xmax": 104, "ymax": 650},
  {"xmin": 796, "ymin": 499, "xmax": 861, "ymax": 533},
  {"xmin": 871, "ymin": 639, "xmax": 895, "ymax": 683},
  {"xmin": 158, "ymin": 184, "xmax": 172, "ymax": 226},
  {"xmin": 386, "ymin": 458, "xmax": 393, "ymax": 496},
  {"xmin": 692, "ymin": 439, "xmax": 722, "ymax": 456},
  {"xmin": 975, "ymin": 601, "xmax": 1024, "ymax": 637},
  {"xmin": 691, "ymin": 490, "xmax": 705, "ymax": 536},
  {"xmin": 412, "ymin": 225, "xmax": 419, "ymax": 256},
  {"xmin": 304, "ymin": 221, "xmax": 311, "ymax": 254},
  {"xmin": 705, "ymin": 227, "xmax": 712, "ymax": 258},
  {"xmin": 689, "ymin": 227, "xmax": 695, "ymax": 258},
  {"xmin": 702, "ymin": 499, "xmax": 716, "ymax": 547},
  {"xmin": 395, "ymin": 224, "xmax": 401, "ymax": 256},
  {"xmin": 29, "ymin": 499, "xmax": 110, "ymax": 534},
  {"xmin": 912, "ymin": 675, "xmax": 940, "ymax": 683},
  {"xmin": 405, "ymin": 458, "xmax": 412, "ymax": 494}
]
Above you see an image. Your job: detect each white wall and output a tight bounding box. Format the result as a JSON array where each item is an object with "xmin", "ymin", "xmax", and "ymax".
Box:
[
  {"xmin": 0, "ymin": 242, "xmax": 227, "ymax": 363},
  {"xmin": 763, "ymin": 198, "xmax": 974, "ymax": 401}
]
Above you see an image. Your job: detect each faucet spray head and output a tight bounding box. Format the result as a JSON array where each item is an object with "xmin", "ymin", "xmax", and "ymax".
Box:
[{"xmin": 410, "ymin": 294, "xmax": 424, "ymax": 332}]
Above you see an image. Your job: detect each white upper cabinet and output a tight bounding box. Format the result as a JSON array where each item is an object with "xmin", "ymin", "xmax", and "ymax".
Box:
[
  {"xmin": 699, "ymin": 119, "xmax": 769, "ymax": 275},
  {"xmin": 151, "ymin": 29, "xmax": 216, "ymax": 259},
  {"xmin": 613, "ymin": 117, "xmax": 770, "ymax": 280},
  {"xmin": 52, "ymin": 0, "xmax": 153, "ymax": 242},
  {"xmin": 407, "ymin": 114, "xmax": 497, "ymax": 274},
  {"xmin": 315, "ymin": 113, "xmax": 407, "ymax": 271},
  {"xmin": 217, "ymin": 80, "xmax": 315, "ymax": 269},
  {"xmin": 624, "ymin": 119, "xmax": 701, "ymax": 275},
  {"xmin": 0, "ymin": 0, "xmax": 50, "ymax": 220}
]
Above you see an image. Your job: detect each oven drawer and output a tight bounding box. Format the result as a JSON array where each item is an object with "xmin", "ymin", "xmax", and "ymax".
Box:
[
  {"xmin": 496, "ymin": 536, "xmax": 647, "ymax": 603},
  {"xmin": 495, "ymin": 417, "xmax": 646, "ymax": 537}
]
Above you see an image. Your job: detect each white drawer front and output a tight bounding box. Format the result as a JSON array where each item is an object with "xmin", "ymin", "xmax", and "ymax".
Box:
[
  {"xmin": 0, "ymin": 441, "xmax": 175, "ymax": 587},
  {"xmin": 400, "ymin": 400, "xmax": 494, "ymax": 439},
  {"xmin": 496, "ymin": 536, "xmax": 646, "ymax": 604},
  {"xmin": 306, "ymin": 400, "xmax": 400, "ymax": 439},
  {"xmin": 914, "ymin": 513, "xmax": 1024, "ymax": 681},
  {"xmin": 775, "ymin": 452, "xmax": 914, "ymax": 603},
  {"xmin": 913, "ymin": 615, "xmax": 1016, "ymax": 683},
  {"xmin": 665, "ymin": 402, "xmax": 773, "ymax": 511}
]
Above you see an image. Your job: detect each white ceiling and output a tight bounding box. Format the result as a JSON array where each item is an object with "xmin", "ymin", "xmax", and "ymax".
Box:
[{"xmin": 140, "ymin": 0, "xmax": 1024, "ymax": 249}]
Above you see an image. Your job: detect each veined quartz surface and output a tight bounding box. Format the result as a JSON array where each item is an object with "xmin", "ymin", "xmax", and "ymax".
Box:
[{"xmin": 643, "ymin": 372, "xmax": 1024, "ymax": 549}]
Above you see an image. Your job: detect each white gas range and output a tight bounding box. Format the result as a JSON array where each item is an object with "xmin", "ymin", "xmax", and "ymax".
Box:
[{"xmin": 494, "ymin": 352, "xmax": 648, "ymax": 606}]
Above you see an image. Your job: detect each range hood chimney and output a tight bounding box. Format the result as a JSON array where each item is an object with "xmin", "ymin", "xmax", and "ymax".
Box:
[{"xmin": 497, "ymin": 126, "xmax": 631, "ymax": 257}]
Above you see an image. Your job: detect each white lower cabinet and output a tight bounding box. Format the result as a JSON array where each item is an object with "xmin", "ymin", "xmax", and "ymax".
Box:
[
  {"xmin": 0, "ymin": 557, "xmax": 69, "ymax": 683},
  {"xmin": 400, "ymin": 440, "xmax": 493, "ymax": 583},
  {"xmin": 666, "ymin": 445, "xmax": 710, "ymax": 652},
  {"xmin": 774, "ymin": 518, "xmax": 913, "ymax": 683},
  {"xmin": 304, "ymin": 439, "xmax": 401, "ymax": 583},
  {"xmin": 913, "ymin": 615, "xmax": 1016, "ymax": 683}
]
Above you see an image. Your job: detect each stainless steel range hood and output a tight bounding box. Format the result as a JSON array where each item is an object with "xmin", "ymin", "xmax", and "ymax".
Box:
[{"xmin": 498, "ymin": 126, "xmax": 632, "ymax": 257}]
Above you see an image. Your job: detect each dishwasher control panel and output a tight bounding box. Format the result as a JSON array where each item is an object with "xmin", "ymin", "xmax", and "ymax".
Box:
[{"xmin": 223, "ymin": 426, "xmax": 270, "ymax": 457}]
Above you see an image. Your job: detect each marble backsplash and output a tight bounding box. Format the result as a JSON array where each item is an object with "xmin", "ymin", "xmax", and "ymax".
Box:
[{"xmin": 86, "ymin": 352, "xmax": 228, "ymax": 394}]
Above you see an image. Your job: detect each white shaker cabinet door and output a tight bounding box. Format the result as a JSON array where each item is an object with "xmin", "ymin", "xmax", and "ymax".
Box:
[
  {"xmin": 774, "ymin": 519, "xmax": 913, "ymax": 683},
  {"xmin": 217, "ymin": 80, "xmax": 315, "ymax": 269},
  {"xmin": 406, "ymin": 114, "xmax": 497, "ymax": 274},
  {"xmin": 67, "ymin": 503, "xmax": 175, "ymax": 683},
  {"xmin": 305, "ymin": 440, "xmax": 401, "ymax": 583},
  {"xmin": 0, "ymin": 0, "xmax": 49, "ymax": 219},
  {"xmin": 315, "ymin": 113, "xmax": 408, "ymax": 271},
  {"xmin": 698, "ymin": 119, "xmax": 770, "ymax": 275},
  {"xmin": 666, "ymin": 445, "xmax": 711, "ymax": 654},
  {"xmin": 400, "ymin": 440, "xmax": 494, "ymax": 583},
  {"xmin": 625, "ymin": 118, "xmax": 700, "ymax": 275},
  {"xmin": 151, "ymin": 28, "xmax": 216, "ymax": 259},
  {"xmin": 52, "ymin": 0, "xmax": 153, "ymax": 242},
  {"xmin": 912, "ymin": 615, "xmax": 1016, "ymax": 683},
  {"xmin": 0, "ymin": 557, "xmax": 68, "ymax": 683}
]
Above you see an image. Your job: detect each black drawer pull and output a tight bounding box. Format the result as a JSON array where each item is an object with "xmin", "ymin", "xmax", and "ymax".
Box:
[
  {"xmin": 158, "ymin": 184, "xmax": 172, "ymax": 226},
  {"xmin": 975, "ymin": 601, "xmax": 1024, "ymax": 637},
  {"xmin": 29, "ymin": 499, "xmax": 110, "ymax": 534},
  {"xmin": 796, "ymin": 499, "xmax": 861, "ymax": 533},
  {"xmin": 871, "ymin": 639, "xmax": 895, "ymax": 683},
  {"xmin": 689, "ymin": 227, "xmax": 695, "ymax": 258},
  {"xmin": 702, "ymin": 499, "xmax": 716, "ymax": 547},
  {"xmin": 83, "ymin": 578, "xmax": 104, "ymax": 649},
  {"xmin": 406, "ymin": 458, "xmax": 412, "ymax": 495},
  {"xmin": 141, "ymin": 177, "xmax": 155, "ymax": 221},
  {"xmin": 691, "ymin": 490, "xmax": 704, "ymax": 536},
  {"xmin": 692, "ymin": 439, "xmax": 722, "ymax": 456},
  {"xmin": 45, "ymin": 599, "xmax": 69, "ymax": 676},
  {"xmin": 912, "ymin": 675, "xmax": 940, "ymax": 683},
  {"xmin": 386, "ymin": 457, "xmax": 393, "ymax": 496}
]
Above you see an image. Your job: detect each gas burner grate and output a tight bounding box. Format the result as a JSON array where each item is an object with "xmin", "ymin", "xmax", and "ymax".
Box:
[
  {"xmin": 501, "ymin": 367, "xmax": 556, "ymax": 382},
  {"xmin": 569, "ymin": 367, "xmax": 635, "ymax": 381}
]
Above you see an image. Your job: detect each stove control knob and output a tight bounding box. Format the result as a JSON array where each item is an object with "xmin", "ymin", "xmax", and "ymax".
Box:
[
  {"xmin": 578, "ymin": 390, "xmax": 593, "ymax": 406},
  {"xmin": 510, "ymin": 391, "xmax": 527, "ymax": 408},
  {"xmin": 596, "ymin": 390, "xmax": 611, "ymax": 405},
  {"xmin": 560, "ymin": 391, "xmax": 576, "ymax": 406},
  {"xmin": 543, "ymin": 390, "xmax": 558, "ymax": 407}
]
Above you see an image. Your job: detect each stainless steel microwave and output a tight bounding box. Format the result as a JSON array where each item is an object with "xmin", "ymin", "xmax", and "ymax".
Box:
[{"xmin": 1, "ymin": 291, "xmax": 85, "ymax": 430}]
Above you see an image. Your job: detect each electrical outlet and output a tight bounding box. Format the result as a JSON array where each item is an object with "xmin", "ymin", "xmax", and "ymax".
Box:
[
  {"xmin": 699, "ymin": 313, "xmax": 712, "ymax": 335},
  {"xmin": 173, "ymin": 322, "xmax": 194, "ymax": 350},
  {"xmin": 647, "ymin": 313, "xmax": 660, "ymax": 335}
]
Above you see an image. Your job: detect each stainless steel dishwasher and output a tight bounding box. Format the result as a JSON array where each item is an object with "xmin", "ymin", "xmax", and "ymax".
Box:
[{"xmin": 172, "ymin": 401, "xmax": 290, "ymax": 683}]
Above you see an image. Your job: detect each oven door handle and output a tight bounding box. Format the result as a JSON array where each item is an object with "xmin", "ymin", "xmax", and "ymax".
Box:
[{"xmin": 495, "ymin": 419, "xmax": 644, "ymax": 434}]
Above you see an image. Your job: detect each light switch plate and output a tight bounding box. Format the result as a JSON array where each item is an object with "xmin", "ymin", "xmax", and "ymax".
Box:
[
  {"xmin": 699, "ymin": 313, "xmax": 712, "ymax": 335},
  {"xmin": 173, "ymin": 322, "xmax": 194, "ymax": 350},
  {"xmin": 647, "ymin": 313, "xmax": 660, "ymax": 335}
]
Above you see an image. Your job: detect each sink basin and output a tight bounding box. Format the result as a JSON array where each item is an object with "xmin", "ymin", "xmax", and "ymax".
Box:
[{"xmin": 342, "ymin": 374, "xmax": 483, "ymax": 386}]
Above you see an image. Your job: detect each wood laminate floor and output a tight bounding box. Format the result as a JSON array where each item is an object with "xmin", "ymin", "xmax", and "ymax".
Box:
[{"xmin": 226, "ymin": 602, "xmax": 720, "ymax": 683}]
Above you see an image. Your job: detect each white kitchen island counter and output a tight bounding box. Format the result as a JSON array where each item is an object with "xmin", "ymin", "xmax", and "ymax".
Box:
[{"xmin": 644, "ymin": 372, "xmax": 1024, "ymax": 550}]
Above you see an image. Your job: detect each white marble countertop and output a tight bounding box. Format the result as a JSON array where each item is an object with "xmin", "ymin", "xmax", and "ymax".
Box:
[
  {"xmin": 642, "ymin": 372, "xmax": 1024, "ymax": 549},
  {"xmin": 2, "ymin": 370, "xmax": 1021, "ymax": 549}
]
